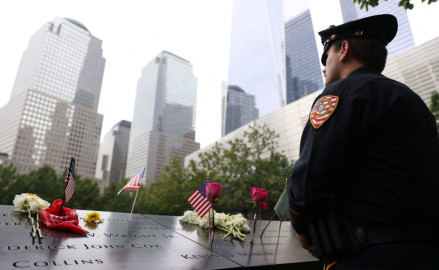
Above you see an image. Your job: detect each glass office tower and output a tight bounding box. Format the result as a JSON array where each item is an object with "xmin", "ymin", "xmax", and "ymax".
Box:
[
  {"xmin": 226, "ymin": 0, "xmax": 324, "ymax": 134},
  {"xmin": 285, "ymin": 9, "xmax": 323, "ymax": 103},
  {"xmin": 0, "ymin": 18, "xmax": 105, "ymax": 178},
  {"xmin": 222, "ymin": 85, "xmax": 259, "ymax": 136},
  {"xmin": 227, "ymin": 0, "xmax": 286, "ymax": 124},
  {"xmin": 96, "ymin": 120, "xmax": 131, "ymax": 188},
  {"xmin": 125, "ymin": 51, "xmax": 200, "ymax": 181},
  {"xmin": 339, "ymin": 0, "xmax": 415, "ymax": 57},
  {"xmin": 11, "ymin": 18, "xmax": 105, "ymax": 110}
]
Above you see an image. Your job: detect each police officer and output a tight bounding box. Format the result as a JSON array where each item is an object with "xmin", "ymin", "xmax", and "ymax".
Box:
[{"xmin": 288, "ymin": 14, "xmax": 439, "ymax": 269}]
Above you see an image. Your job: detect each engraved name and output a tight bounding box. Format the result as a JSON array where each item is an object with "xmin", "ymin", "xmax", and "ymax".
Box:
[
  {"xmin": 6, "ymin": 243, "xmax": 162, "ymax": 251},
  {"xmin": 180, "ymin": 251, "xmax": 273, "ymax": 260},
  {"xmin": 102, "ymin": 233, "xmax": 175, "ymax": 238},
  {"xmin": 12, "ymin": 259, "xmax": 103, "ymax": 268}
]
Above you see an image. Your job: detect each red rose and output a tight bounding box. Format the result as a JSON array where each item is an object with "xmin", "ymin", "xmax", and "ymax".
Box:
[
  {"xmin": 251, "ymin": 187, "xmax": 268, "ymax": 210},
  {"xmin": 206, "ymin": 182, "xmax": 222, "ymax": 201}
]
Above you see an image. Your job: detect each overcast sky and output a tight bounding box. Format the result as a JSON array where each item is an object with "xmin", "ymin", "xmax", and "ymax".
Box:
[{"xmin": 1, "ymin": 0, "xmax": 439, "ymax": 148}]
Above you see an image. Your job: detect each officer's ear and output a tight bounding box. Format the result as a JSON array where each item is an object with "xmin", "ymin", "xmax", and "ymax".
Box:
[{"xmin": 339, "ymin": 40, "xmax": 351, "ymax": 63}]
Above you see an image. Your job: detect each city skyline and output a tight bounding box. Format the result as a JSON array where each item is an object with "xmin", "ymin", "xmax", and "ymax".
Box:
[{"xmin": 1, "ymin": 0, "xmax": 439, "ymax": 150}]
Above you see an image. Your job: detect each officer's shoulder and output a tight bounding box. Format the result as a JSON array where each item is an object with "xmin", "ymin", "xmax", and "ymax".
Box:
[
  {"xmin": 322, "ymin": 73, "xmax": 373, "ymax": 97},
  {"xmin": 340, "ymin": 72, "xmax": 411, "ymax": 96}
]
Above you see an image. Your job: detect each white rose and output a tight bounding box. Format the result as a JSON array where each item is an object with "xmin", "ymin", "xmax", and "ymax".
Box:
[
  {"xmin": 13, "ymin": 193, "xmax": 50, "ymax": 213},
  {"xmin": 13, "ymin": 193, "xmax": 32, "ymax": 211},
  {"xmin": 28, "ymin": 196, "xmax": 50, "ymax": 212}
]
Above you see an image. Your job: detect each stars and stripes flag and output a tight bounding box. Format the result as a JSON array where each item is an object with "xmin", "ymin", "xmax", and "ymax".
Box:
[
  {"xmin": 118, "ymin": 167, "xmax": 145, "ymax": 195},
  {"xmin": 187, "ymin": 180, "xmax": 212, "ymax": 218},
  {"xmin": 64, "ymin": 157, "xmax": 75, "ymax": 203}
]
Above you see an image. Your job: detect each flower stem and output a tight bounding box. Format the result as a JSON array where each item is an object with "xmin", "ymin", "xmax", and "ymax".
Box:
[
  {"xmin": 251, "ymin": 204, "xmax": 259, "ymax": 245},
  {"xmin": 211, "ymin": 202, "xmax": 215, "ymax": 245},
  {"xmin": 208, "ymin": 210, "xmax": 211, "ymax": 245},
  {"xmin": 26, "ymin": 204, "xmax": 37, "ymax": 239},
  {"xmin": 36, "ymin": 212, "xmax": 43, "ymax": 239},
  {"xmin": 260, "ymin": 213, "xmax": 276, "ymax": 237}
]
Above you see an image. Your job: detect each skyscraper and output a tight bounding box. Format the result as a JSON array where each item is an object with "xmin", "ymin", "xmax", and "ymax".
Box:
[
  {"xmin": 285, "ymin": 9, "xmax": 323, "ymax": 103},
  {"xmin": 0, "ymin": 18, "xmax": 105, "ymax": 178},
  {"xmin": 11, "ymin": 18, "xmax": 105, "ymax": 110},
  {"xmin": 339, "ymin": 0, "xmax": 415, "ymax": 57},
  {"xmin": 125, "ymin": 51, "xmax": 199, "ymax": 181},
  {"xmin": 227, "ymin": 0, "xmax": 286, "ymax": 121},
  {"xmin": 95, "ymin": 120, "xmax": 131, "ymax": 188},
  {"xmin": 222, "ymin": 85, "xmax": 259, "ymax": 136},
  {"xmin": 226, "ymin": 1, "xmax": 324, "ymax": 134}
]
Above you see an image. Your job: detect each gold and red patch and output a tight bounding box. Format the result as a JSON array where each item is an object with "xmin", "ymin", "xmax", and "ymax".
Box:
[{"xmin": 309, "ymin": 95, "xmax": 339, "ymax": 129}]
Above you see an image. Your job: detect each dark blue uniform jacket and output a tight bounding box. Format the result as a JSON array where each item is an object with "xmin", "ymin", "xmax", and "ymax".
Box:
[{"xmin": 288, "ymin": 67, "xmax": 439, "ymax": 234}]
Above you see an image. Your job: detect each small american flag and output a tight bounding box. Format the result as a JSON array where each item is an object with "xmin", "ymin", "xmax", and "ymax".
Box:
[
  {"xmin": 187, "ymin": 180, "xmax": 212, "ymax": 218},
  {"xmin": 118, "ymin": 167, "xmax": 145, "ymax": 195},
  {"xmin": 64, "ymin": 157, "xmax": 75, "ymax": 203}
]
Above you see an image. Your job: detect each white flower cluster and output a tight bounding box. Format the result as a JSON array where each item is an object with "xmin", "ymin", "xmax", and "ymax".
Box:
[
  {"xmin": 13, "ymin": 193, "xmax": 50, "ymax": 213},
  {"xmin": 12, "ymin": 193, "xmax": 50, "ymax": 241},
  {"xmin": 180, "ymin": 210, "xmax": 250, "ymax": 241}
]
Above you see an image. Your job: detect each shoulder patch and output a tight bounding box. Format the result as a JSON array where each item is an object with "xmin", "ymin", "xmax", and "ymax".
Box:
[{"xmin": 309, "ymin": 95, "xmax": 339, "ymax": 129}]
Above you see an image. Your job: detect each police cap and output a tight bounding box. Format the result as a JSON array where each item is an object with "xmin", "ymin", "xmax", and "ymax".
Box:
[{"xmin": 318, "ymin": 14, "xmax": 398, "ymax": 66}]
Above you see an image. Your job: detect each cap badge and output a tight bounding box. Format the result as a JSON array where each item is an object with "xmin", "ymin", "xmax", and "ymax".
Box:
[
  {"xmin": 331, "ymin": 34, "xmax": 337, "ymax": 39},
  {"xmin": 309, "ymin": 95, "xmax": 339, "ymax": 129},
  {"xmin": 355, "ymin": 30, "xmax": 363, "ymax": 36}
]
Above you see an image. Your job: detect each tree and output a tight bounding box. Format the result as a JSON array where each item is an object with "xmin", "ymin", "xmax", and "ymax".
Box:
[
  {"xmin": 67, "ymin": 178, "xmax": 101, "ymax": 210},
  {"xmin": 195, "ymin": 123, "xmax": 293, "ymax": 218},
  {"xmin": 97, "ymin": 180, "xmax": 136, "ymax": 212},
  {"xmin": 430, "ymin": 91, "xmax": 439, "ymax": 129},
  {"xmin": 354, "ymin": 0, "xmax": 437, "ymax": 10},
  {"xmin": 4, "ymin": 165, "xmax": 64, "ymax": 204},
  {"xmin": 0, "ymin": 164, "xmax": 19, "ymax": 205},
  {"xmin": 138, "ymin": 156, "xmax": 199, "ymax": 215},
  {"xmin": 0, "ymin": 163, "xmax": 139, "ymax": 213},
  {"xmin": 140, "ymin": 123, "xmax": 294, "ymax": 219}
]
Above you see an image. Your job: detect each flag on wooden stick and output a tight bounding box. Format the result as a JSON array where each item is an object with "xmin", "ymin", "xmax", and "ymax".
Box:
[
  {"xmin": 260, "ymin": 178, "xmax": 290, "ymax": 238},
  {"xmin": 273, "ymin": 189, "xmax": 290, "ymax": 221},
  {"xmin": 118, "ymin": 167, "xmax": 145, "ymax": 195},
  {"xmin": 64, "ymin": 157, "xmax": 75, "ymax": 203},
  {"xmin": 188, "ymin": 180, "xmax": 212, "ymax": 218}
]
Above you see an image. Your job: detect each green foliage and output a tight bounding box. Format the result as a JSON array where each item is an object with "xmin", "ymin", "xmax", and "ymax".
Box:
[
  {"xmin": 3, "ymin": 165, "xmax": 64, "ymax": 204},
  {"xmin": 98, "ymin": 181, "xmax": 134, "ymax": 212},
  {"xmin": 139, "ymin": 157, "xmax": 191, "ymax": 215},
  {"xmin": 0, "ymin": 124, "xmax": 294, "ymax": 220},
  {"xmin": 67, "ymin": 178, "xmax": 100, "ymax": 210},
  {"xmin": 354, "ymin": 0, "xmax": 437, "ymax": 10},
  {"xmin": 430, "ymin": 91, "xmax": 439, "ymax": 118},
  {"xmin": 0, "ymin": 164, "xmax": 18, "ymax": 204},
  {"xmin": 430, "ymin": 91, "xmax": 439, "ymax": 128},
  {"xmin": 139, "ymin": 123, "xmax": 294, "ymax": 219},
  {"xmin": 0, "ymin": 163, "xmax": 144, "ymax": 214}
]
